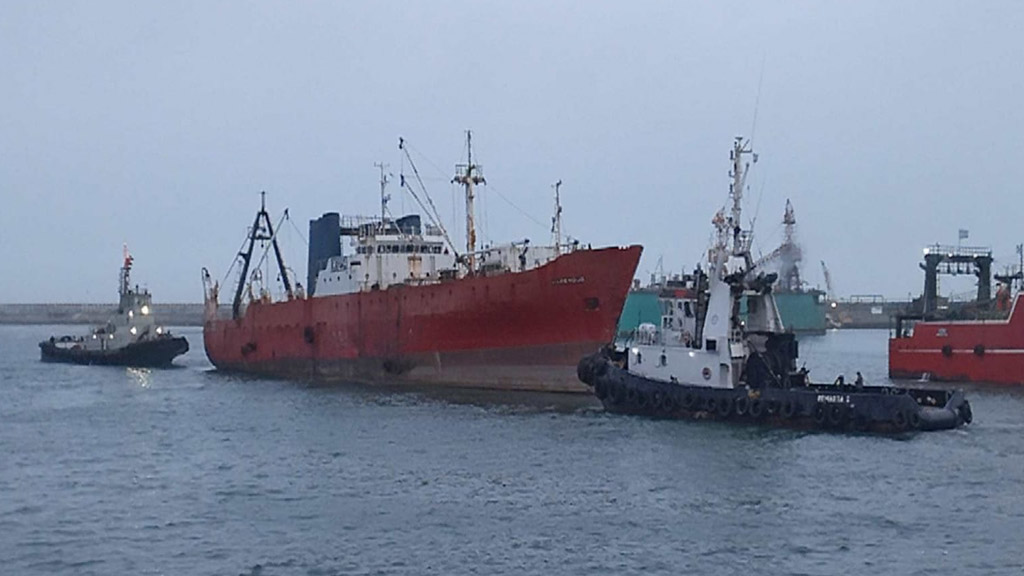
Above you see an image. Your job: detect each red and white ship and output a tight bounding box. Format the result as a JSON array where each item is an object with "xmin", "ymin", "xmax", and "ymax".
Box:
[
  {"xmin": 202, "ymin": 134, "xmax": 642, "ymax": 392},
  {"xmin": 889, "ymin": 243, "xmax": 1024, "ymax": 385}
]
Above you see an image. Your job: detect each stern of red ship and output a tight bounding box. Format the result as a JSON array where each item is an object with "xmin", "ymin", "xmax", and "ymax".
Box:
[{"xmin": 889, "ymin": 294, "xmax": 1024, "ymax": 385}]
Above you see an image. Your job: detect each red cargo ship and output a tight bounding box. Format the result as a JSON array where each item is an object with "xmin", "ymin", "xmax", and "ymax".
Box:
[
  {"xmin": 889, "ymin": 243, "xmax": 1024, "ymax": 385},
  {"xmin": 202, "ymin": 134, "xmax": 642, "ymax": 392}
]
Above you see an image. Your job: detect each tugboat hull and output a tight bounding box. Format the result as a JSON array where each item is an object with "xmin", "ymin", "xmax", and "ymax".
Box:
[
  {"xmin": 39, "ymin": 337, "xmax": 189, "ymax": 368},
  {"xmin": 578, "ymin": 353, "xmax": 971, "ymax": 434}
]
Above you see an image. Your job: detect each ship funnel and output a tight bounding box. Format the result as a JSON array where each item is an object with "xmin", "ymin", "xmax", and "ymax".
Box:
[{"xmin": 308, "ymin": 213, "xmax": 341, "ymax": 296}]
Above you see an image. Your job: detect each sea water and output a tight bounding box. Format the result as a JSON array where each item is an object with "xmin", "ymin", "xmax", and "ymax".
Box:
[{"xmin": 1, "ymin": 325, "xmax": 1022, "ymax": 575}]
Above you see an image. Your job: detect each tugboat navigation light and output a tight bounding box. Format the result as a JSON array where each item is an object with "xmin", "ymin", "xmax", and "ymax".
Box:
[{"xmin": 141, "ymin": 305, "xmax": 150, "ymax": 315}]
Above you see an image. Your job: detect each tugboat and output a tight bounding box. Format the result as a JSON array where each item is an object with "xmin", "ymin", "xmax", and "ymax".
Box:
[
  {"xmin": 40, "ymin": 247, "xmax": 189, "ymax": 367},
  {"xmin": 578, "ymin": 137, "xmax": 971, "ymax": 433}
]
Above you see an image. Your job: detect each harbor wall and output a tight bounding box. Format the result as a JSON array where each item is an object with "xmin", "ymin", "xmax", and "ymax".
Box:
[
  {"xmin": 830, "ymin": 299, "xmax": 910, "ymax": 329},
  {"xmin": 0, "ymin": 303, "xmax": 220, "ymax": 326}
]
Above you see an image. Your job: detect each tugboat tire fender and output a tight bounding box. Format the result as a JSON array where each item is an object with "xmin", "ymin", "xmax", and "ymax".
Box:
[
  {"xmin": 827, "ymin": 404, "xmax": 845, "ymax": 427},
  {"xmin": 780, "ymin": 400, "xmax": 797, "ymax": 419},
  {"xmin": 594, "ymin": 380, "xmax": 608, "ymax": 400},
  {"xmin": 908, "ymin": 410, "xmax": 922, "ymax": 430},
  {"xmin": 607, "ymin": 383, "xmax": 624, "ymax": 405},
  {"xmin": 941, "ymin": 344, "xmax": 953, "ymax": 357},
  {"xmin": 735, "ymin": 396, "xmax": 749, "ymax": 416},
  {"xmin": 626, "ymin": 387, "xmax": 638, "ymax": 405},
  {"xmin": 576, "ymin": 359, "xmax": 592, "ymax": 383},
  {"xmin": 705, "ymin": 397, "xmax": 717, "ymax": 413},
  {"xmin": 893, "ymin": 410, "xmax": 908, "ymax": 431},
  {"xmin": 636, "ymin": 390, "xmax": 649, "ymax": 408},
  {"xmin": 749, "ymin": 399, "xmax": 765, "ymax": 419},
  {"xmin": 651, "ymin": 390, "xmax": 664, "ymax": 409},
  {"xmin": 959, "ymin": 401, "xmax": 973, "ymax": 424},
  {"xmin": 813, "ymin": 404, "xmax": 827, "ymax": 426},
  {"xmin": 594, "ymin": 360, "xmax": 609, "ymax": 377},
  {"xmin": 682, "ymin": 393, "xmax": 696, "ymax": 410},
  {"xmin": 661, "ymin": 393, "xmax": 676, "ymax": 414},
  {"xmin": 717, "ymin": 397, "xmax": 733, "ymax": 418},
  {"xmin": 973, "ymin": 344, "xmax": 985, "ymax": 357}
]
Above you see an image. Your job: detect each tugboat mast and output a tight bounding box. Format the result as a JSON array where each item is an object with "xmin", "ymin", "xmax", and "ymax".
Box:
[
  {"xmin": 119, "ymin": 243, "xmax": 133, "ymax": 297},
  {"xmin": 552, "ymin": 180, "xmax": 563, "ymax": 255},
  {"xmin": 728, "ymin": 136, "xmax": 757, "ymax": 258},
  {"xmin": 453, "ymin": 131, "xmax": 485, "ymax": 272}
]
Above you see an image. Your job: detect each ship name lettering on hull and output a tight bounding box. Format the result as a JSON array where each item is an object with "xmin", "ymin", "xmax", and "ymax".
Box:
[
  {"xmin": 552, "ymin": 276, "xmax": 585, "ymax": 285},
  {"xmin": 816, "ymin": 394, "xmax": 850, "ymax": 404}
]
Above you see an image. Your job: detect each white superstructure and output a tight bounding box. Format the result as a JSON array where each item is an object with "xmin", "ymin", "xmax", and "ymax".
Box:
[{"xmin": 624, "ymin": 137, "xmax": 785, "ymax": 389}]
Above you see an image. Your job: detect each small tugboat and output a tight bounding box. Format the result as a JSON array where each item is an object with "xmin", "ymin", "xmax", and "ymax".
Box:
[
  {"xmin": 40, "ymin": 247, "xmax": 189, "ymax": 367},
  {"xmin": 578, "ymin": 137, "xmax": 971, "ymax": 433}
]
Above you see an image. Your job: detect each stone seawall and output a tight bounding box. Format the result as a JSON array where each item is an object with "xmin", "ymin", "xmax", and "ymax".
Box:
[{"xmin": 0, "ymin": 303, "xmax": 223, "ymax": 326}]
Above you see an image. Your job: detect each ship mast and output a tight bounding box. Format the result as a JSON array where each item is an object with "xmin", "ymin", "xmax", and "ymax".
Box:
[
  {"xmin": 552, "ymin": 180, "xmax": 563, "ymax": 255},
  {"xmin": 452, "ymin": 131, "xmax": 485, "ymax": 272},
  {"xmin": 375, "ymin": 162, "xmax": 390, "ymax": 232},
  {"xmin": 728, "ymin": 136, "xmax": 757, "ymax": 258},
  {"xmin": 231, "ymin": 192, "xmax": 293, "ymax": 319},
  {"xmin": 119, "ymin": 243, "xmax": 133, "ymax": 297}
]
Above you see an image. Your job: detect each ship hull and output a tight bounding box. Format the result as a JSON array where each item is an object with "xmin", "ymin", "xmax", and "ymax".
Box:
[
  {"xmin": 39, "ymin": 336, "xmax": 189, "ymax": 368},
  {"xmin": 889, "ymin": 295, "xmax": 1024, "ymax": 385},
  {"xmin": 204, "ymin": 246, "xmax": 642, "ymax": 392},
  {"xmin": 578, "ymin": 353, "xmax": 970, "ymax": 433}
]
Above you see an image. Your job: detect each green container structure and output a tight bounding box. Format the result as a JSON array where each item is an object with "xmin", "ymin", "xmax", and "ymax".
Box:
[{"xmin": 617, "ymin": 287, "xmax": 827, "ymax": 339}]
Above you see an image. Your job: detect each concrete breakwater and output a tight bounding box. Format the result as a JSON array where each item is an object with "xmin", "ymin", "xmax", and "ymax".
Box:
[{"xmin": 0, "ymin": 303, "xmax": 221, "ymax": 326}]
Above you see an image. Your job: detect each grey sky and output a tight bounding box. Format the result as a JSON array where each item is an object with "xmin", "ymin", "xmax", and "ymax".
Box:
[{"xmin": 2, "ymin": 1, "xmax": 1021, "ymax": 303}]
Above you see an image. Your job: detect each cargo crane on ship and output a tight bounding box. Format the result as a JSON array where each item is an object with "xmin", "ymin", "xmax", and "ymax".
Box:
[{"xmin": 752, "ymin": 200, "xmax": 828, "ymax": 334}]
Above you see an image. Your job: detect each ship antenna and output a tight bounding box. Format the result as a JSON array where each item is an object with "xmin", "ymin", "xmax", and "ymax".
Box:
[
  {"xmin": 552, "ymin": 180, "xmax": 563, "ymax": 255},
  {"xmin": 452, "ymin": 130, "xmax": 485, "ymax": 273}
]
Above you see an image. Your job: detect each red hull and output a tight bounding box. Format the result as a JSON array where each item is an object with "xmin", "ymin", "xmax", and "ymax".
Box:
[
  {"xmin": 889, "ymin": 294, "xmax": 1024, "ymax": 385},
  {"xmin": 204, "ymin": 246, "xmax": 642, "ymax": 392}
]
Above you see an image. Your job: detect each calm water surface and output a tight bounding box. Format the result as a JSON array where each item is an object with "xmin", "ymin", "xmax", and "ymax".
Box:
[{"xmin": 1, "ymin": 326, "xmax": 1022, "ymax": 575}]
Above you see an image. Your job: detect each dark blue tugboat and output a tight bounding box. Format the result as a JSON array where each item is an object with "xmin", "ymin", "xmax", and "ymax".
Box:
[
  {"xmin": 40, "ymin": 247, "xmax": 189, "ymax": 367},
  {"xmin": 578, "ymin": 138, "xmax": 970, "ymax": 434}
]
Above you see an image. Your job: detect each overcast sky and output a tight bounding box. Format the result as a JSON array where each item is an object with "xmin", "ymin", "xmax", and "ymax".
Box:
[{"xmin": 2, "ymin": 1, "xmax": 1022, "ymax": 303}]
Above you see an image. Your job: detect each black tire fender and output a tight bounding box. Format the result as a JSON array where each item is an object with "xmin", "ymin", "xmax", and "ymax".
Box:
[
  {"xmin": 908, "ymin": 410, "xmax": 922, "ymax": 430},
  {"xmin": 813, "ymin": 404, "xmax": 827, "ymax": 426},
  {"xmin": 705, "ymin": 397, "xmax": 717, "ymax": 413},
  {"xmin": 717, "ymin": 397, "xmax": 733, "ymax": 418},
  {"xmin": 682, "ymin": 393, "xmax": 695, "ymax": 410},
  {"xmin": 827, "ymin": 404, "xmax": 845, "ymax": 427},
  {"xmin": 735, "ymin": 396, "xmax": 749, "ymax": 416},
  {"xmin": 893, "ymin": 410, "xmax": 908, "ymax": 431},
  {"xmin": 959, "ymin": 401, "xmax": 973, "ymax": 424}
]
